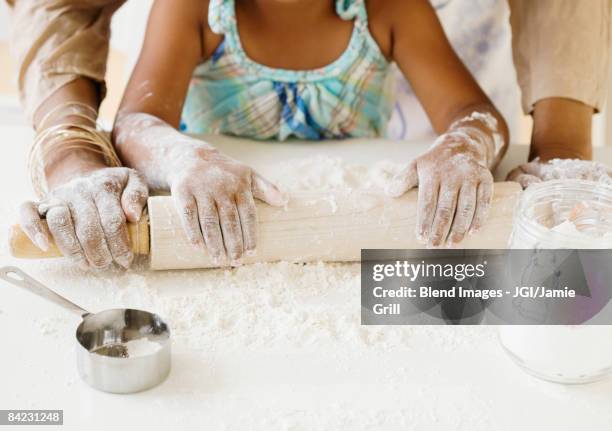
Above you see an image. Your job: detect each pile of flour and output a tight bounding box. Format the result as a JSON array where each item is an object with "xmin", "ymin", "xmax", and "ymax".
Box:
[{"xmin": 268, "ymin": 156, "xmax": 404, "ymax": 192}]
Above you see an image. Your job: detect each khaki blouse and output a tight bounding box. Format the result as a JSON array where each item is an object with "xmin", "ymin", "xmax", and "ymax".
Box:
[{"xmin": 5, "ymin": 0, "xmax": 612, "ymax": 122}]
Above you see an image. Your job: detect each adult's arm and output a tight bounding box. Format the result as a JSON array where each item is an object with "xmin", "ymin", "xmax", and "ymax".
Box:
[
  {"xmin": 7, "ymin": 0, "xmax": 124, "ymax": 123},
  {"xmin": 508, "ymin": 0, "xmax": 612, "ymax": 185},
  {"xmin": 6, "ymin": 0, "xmax": 148, "ymax": 269}
]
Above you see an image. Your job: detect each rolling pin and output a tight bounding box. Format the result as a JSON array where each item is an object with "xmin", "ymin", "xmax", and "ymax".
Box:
[{"xmin": 9, "ymin": 182, "xmax": 522, "ymax": 270}]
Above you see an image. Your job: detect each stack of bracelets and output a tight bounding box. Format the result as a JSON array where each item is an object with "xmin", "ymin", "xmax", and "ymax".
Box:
[{"xmin": 28, "ymin": 102, "xmax": 122, "ymax": 197}]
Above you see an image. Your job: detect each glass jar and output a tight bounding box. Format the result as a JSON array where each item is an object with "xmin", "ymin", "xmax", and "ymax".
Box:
[{"xmin": 499, "ymin": 179, "xmax": 612, "ymax": 384}]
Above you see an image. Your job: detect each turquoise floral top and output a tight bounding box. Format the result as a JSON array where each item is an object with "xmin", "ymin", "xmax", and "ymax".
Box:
[{"xmin": 181, "ymin": 0, "xmax": 394, "ymax": 140}]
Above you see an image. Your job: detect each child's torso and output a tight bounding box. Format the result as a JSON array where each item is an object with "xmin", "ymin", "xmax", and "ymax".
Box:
[{"xmin": 181, "ymin": 0, "xmax": 395, "ymax": 141}]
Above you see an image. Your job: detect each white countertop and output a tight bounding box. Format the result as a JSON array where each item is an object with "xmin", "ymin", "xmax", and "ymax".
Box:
[{"xmin": 1, "ymin": 126, "xmax": 612, "ymax": 431}]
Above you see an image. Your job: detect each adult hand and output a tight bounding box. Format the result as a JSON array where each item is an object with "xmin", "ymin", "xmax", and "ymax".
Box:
[
  {"xmin": 19, "ymin": 167, "xmax": 148, "ymax": 269},
  {"xmin": 168, "ymin": 145, "xmax": 286, "ymax": 266},
  {"xmin": 507, "ymin": 158, "xmax": 612, "ymax": 188},
  {"xmin": 386, "ymin": 132, "xmax": 494, "ymax": 247}
]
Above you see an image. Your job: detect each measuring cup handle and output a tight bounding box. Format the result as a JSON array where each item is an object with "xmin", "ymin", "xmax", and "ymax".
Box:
[{"xmin": 0, "ymin": 266, "xmax": 89, "ymax": 316}]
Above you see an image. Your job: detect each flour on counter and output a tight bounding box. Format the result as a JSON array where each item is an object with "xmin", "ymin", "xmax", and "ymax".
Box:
[
  {"xmin": 34, "ymin": 316, "xmax": 71, "ymax": 336},
  {"xmin": 31, "ymin": 158, "xmax": 494, "ymax": 354},
  {"xmin": 269, "ymin": 156, "xmax": 404, "ymax": 192},
  {"xmin": 1, "ymin": 156, "xmax": 500, "ymax": 431}
]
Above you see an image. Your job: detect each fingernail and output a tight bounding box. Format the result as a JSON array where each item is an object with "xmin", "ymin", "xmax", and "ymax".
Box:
[
  {"xmin": 429, "ymin": 236, "xmax": 442, "ymax": 248},
  {"xmin": 450, "ymin": 235, "xmax": 462, "ymax": 245},
  {"xmin": 34, "ymin": 233, "xmax": 50, "ymax": 251},
  {"xmin": 246, "ymin": 249, "xmax": 257, "ymax": 257},
  {"xmin": 190, "ymin": 239, "xmax": 204, "ymax": 249},
  {"xmin": 416, "ymin": 231, "xmax": 428, "ymax": 244},
  {"xmin": 77, "ymin": 260, "xmax": 90, "ymax": 271},
  {"xmin": 210, "ymin": 253, "xmax": 224, "ymax": 266},
  {"xmin": 132, "ymin": 208, "xmax": 142, "ymax": 222},
  {"xmin": 277, "ymin": 192, "xmax": 289, "ymax": 207},
  {"xmin": 385, "ymin": 182, "xmax": 402, "ymax": 198},
  {"xmin": 230, "ymin": 259, "xmax": 243, "ymax": 267}
]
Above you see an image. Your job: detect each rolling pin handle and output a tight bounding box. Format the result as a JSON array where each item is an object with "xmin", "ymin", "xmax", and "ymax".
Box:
[{"xmin": 8, "ymin": 216, "xmax": 150, "ymax": 259}]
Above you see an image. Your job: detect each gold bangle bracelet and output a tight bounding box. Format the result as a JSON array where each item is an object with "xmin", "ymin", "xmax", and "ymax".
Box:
[{"xmin": 29, "ymin": 102, "xmax": 122, "ymax": 197}]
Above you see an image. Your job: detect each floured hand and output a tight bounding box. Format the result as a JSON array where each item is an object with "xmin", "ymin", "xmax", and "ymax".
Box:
[
  {"xmin": 113, "ymin": 113, "xmax": 286, "ymax": 266},
  {"xmin": 168, "ymin": 146, "xmax": 286, "ymax": 266},
  {"xmin": 507, "ymin": 158, "xmax": 612, "ymax": 188},
  {"xmin": 386, "ymin": 111, "xmax": 503, "ymax": 247},
  {"xmin": 387, "ymin": 134, "xmax": 493, "ymax": 247},
  {"xmin": 19, "ymin": 167, "xmax": 148, "ymax": 269}
]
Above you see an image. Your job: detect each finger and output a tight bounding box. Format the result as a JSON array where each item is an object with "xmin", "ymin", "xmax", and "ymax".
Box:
[
  {"xmin": 505, "ymin": 166, "xmax": 522, "ymax": 182},
  {"xmin": 429, "ymin": 184, "xmax": 459, "ymax": 248},
  {"xmin": 416, "ymin": 180, "xmax": 439, "ymax": 243},
  {"xmin": 517, "ymin": 174, "xmax": 542, "ymax": 189},
  {"xmin": 173, "ymin": 186, "xmax": 204, "ymax": 247},
  {"xmin": 217, "ymin": 198, "xmax": 244, "ymax": 264},
  {"xmin": 236, "ymin": 191, "xmax": 258, "ymax": 255},
  {"xmin": 69, "ymin": 197, "xmax": 113, "ymax": 268},
  {"xmin": 94, "ymin": 192, "xmax": 133, "ymax": 269},
  {"xmin": 195, "ymin": 194, "xmax": 225, "ymax": 264},
  {"xmin": 449, "ymin": 183, "xmax": 477, "ymax": 244},
  {"xmin": 45, "ymin": 204, "xmax": 88, "ymax": 268},
  {"xmin": 519, "ymin": 160, "xmax": 545, "ymax": 176},
  {"xmin": 471, "ymin": 174, "xmax": 495, "ymax": 233},
  {"xmin": 506, "ymin": 166, "xmax": 541, "ymax": 189},
  {"xmin": 386, "ymin": 160, "xmax": 418, "ymax": 198},
  {"xmin": 19, "ymin": 201, "xmax": 51, "ymax": 251},
  {"xmin": 121, "ymin": 170, "xmax": 149, "ymax": 222},
  {"xmin": 252, "ymin": 172, "xmax": 287, "ymax": 207}
]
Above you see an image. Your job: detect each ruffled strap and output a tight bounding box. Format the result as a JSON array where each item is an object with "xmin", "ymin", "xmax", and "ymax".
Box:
[
  {"xmin": 336, "ymin": 0, "xmax": 366, "ymax": 20},
  {"xmin": 208, "ymin": 0, "xmax": 233, "ymax": 35}
]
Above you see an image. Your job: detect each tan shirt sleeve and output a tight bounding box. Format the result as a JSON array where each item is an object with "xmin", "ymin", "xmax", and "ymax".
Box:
[
  {"xmin": 509, "ymin": 0, "xmax": 612, "ymax": 114},
  {"xmin": 6, "ymin": 0, "xmax": 125, "ymax": 123}
]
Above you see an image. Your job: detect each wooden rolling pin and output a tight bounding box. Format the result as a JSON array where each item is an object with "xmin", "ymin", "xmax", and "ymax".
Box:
[{"xmin": 9, "ymin": 182, "xmax": 521, "ymax": 270}]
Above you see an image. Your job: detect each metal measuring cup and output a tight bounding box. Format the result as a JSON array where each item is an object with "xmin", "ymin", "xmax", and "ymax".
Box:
[{"xmin": 0, "ymin": 266, "xmax": 171, "ymax": 394}]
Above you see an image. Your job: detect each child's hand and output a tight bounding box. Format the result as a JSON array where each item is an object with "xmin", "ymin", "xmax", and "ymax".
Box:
[
  {"xmin": 386, "ymin": 131, "xmax": 494, "ymax": 247},
  {"xmin": 19, "ymin": 167, "xmax": 148, "ymax": 269},
  {"xmin": 113, "ymin": 113, "xmax": 286, "ymax": 266},
  {"xmin": 168, "ymin": 146, "xmax": 286, "ymax": 266}
]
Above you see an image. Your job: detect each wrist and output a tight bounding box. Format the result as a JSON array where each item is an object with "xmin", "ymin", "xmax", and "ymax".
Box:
[
  {"xmin": 529, "ymin": 145, "xmax": 592, "ymax": 162},
  {"xmin": 530, "ymin": 98, "xmax": 594, "ymax": 162},
  {"xmin": 446, "ymin": 110, "xmax": 506, "ymax": 169},
  {"xmin": 45, "ymin": 149, "xmax": 108, "ymax": 190},
  {"xmin": 114, "ymin": 112, "xmax": 218, "ymax": 189},
  {"xmin": 436, "ymin": 129, "xmax": 490, "ymax": 166},
  {"xmin": 164, "ymin": 139, "xmax": 217, "ymax": 186}
]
